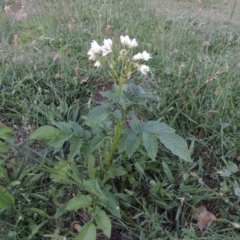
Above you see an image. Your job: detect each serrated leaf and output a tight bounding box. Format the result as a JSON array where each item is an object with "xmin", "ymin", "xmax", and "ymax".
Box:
[
  {"xmin": 142, "ymin": 121, "xmax": 175, "ymax": 134},
  {"xmin": 158, "ymin": 132, "xmax": 191, "ymax": 162},
  {"xmin": 0, "ymin": 189, "xmax": 14, "ymax": 208},
  {"xmin": 29, "ymin": 126, "xmax": 59, "ymax": 140},
  {"xmin": 66, "ymin": 195, "xmax": 92, "ymax": 211},
  {"xmin": 142, "ymin": 132, "xmax": 158, "ymax": 161},
  {"xmin": 95, "ymin": 209, "xmax": 112, "ymax": 238},
  {"xmin": 75, "ymin": 223, "xmax": 96, "ymax": 240},
  {"xmin": 126, "ymin": 133, "xmax": 141, "ymax": 157}
]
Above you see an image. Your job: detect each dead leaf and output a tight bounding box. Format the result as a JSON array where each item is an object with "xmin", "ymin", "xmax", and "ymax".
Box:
[
  {"xmin": 178, "ymin": 197, "xmax": 185, "ymax": 206},
  {"xmin": 190, "ymin": 172, "xmax": 198, "ymax": 178},
  {"xmin": 81, "ymin": 77, "xmax": 89, "ymax": 83},
  {"xmin": 105, "ymin": 25, "xmax": 113, "ymax": 35},
  {"xmin": 4, "ymin": 4, "xmax": 27, "ymax": 21},
  {"xmin": 53, "ymin": 53, "xmax": 60, "ymax": 62},
  {"xmin": 14, "ymin": 34, "xmax": 19, "ymax": 47},
  {"xmin": 73, "ymin": 223, "xmax": 81, "ymax": 232},
  {"xmin": 236, "ymin": 156, "xmax": 240, "ymax": 161},
  {"xmin": 74, "ymin": 67, "xmax": 80, "ymax": 75},
  {"xmin": 194, "ymin": 205, "xmax": 216, "ymax": 230},
  {"xmin": 0, "ymin": 122, "xmax": 5, "ymax": 127}
]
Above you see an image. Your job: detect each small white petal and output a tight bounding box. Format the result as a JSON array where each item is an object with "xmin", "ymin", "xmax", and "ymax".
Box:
[
  {"xmin": 103, "ymin": 38, "xmax": 113, "ymax": 48},
  {"xmin": 141, "ymin": 51, "xmax": 152, "ymax": 61},
  {"xmin": 102, "ymin": 39, "xmax": 113, "ymax": 56},
  {"xmin": 120, "ymin": 35, "xmax": 131, "ymax": 45},
  {"xmin": 129, "ymin": 38, "xmax": 138, "ymax": 48},
  {"xmin": 94, "ymin": 61, "xmax": 101, "ymax": 68},
  {"xmin": 133, "ymin": 53, "xmax": 143, "ymax": 61},
  {"xmin": 90, "ymin": 40, "xmax": 102, "ymax": 53},
  {"xmin": 138, "ymin": 64, "xmax": 150, "ymax": 75},
  {"xmin": 88, "ymin": 50, "xmax": 97, "ymax": 61}
]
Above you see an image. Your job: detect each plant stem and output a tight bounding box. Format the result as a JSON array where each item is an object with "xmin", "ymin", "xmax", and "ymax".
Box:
[{"xmin": 107, "ymin": 120, "xmax": 123, "ymax": 168}]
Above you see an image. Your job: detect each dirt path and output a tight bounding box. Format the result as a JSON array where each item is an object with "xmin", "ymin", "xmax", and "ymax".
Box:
[{"xmin": 149, "ymin": 0, "xmax": 240, "ymax": 25}]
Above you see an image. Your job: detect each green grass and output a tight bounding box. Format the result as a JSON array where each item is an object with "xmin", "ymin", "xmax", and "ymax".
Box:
[{"xmin": 1, "ymin": 0, "xmax": 240, "ymax": 239}]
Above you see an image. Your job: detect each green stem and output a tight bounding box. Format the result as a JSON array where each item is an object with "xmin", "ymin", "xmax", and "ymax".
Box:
[{"xmin": 107, "ymin": 120, "xmax": 123, "ymax": 168}]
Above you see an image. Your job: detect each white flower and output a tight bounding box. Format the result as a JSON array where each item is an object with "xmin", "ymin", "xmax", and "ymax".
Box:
[
  {"xmin": 120, "ymin": 35, "xmax": 131, "ymax": 46},
  {"xmin": 94, "ymin": 61, "xmax": 101, "ymax": 68},
  {"xmin": 138, "ymin": 64, "xmax": 150, "ymax": 75},
  {"xmin": 133, "ymin": 51, "xmax": 151, "ymax": 61},
  {"xmin": 120, "ymin": 35, "xmax": 138, "ymax": 48},
  {"xmin": 87, "ymin": 40, "xmax": 102, "ymax": 60},
  {"xmin": 141, "ymin": 51, "xmax": 151, "ymax": 61},
  {"xmin": 129, "ymin": 38, "xmax": 138, "ymax": 48},
  {"xmin": 133, "ymin": 53, "xmax": 143, "ymax": 61},
  {"xmin": 88, "ymin": 51, "xmax": 97, "ymax": 61},
  {"xmin": 90, "ymin": 40, "xmax": 102, "ymax": 53},
  {"xmin": 102, "ymin": 38, "xmax": 113, "ymax": 56}
]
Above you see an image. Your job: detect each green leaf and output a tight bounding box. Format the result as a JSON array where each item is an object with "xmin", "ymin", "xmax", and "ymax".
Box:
[
  {"xmin": 88, "ymin": 154, "xmax": 95, "ymax": 180},
  {"xmin": 52, "ymin": 121, "xmax": 72, "ymax": 133},
  {"xmin": 66, "ymin": 195, "xmax": 92, "ymax": 211},
  {"xmin": 0, "ymin": 189, "xmax": 14, "ymax": 208},
  {"xmin": 47, "ymin": 132, "xmax": 72, "ymax": 149},
  {"xmin": 0, "ymin": 140, "xmax": 8, "ymax": 153},
  {"xmin": 158, "ymin": 133, "xmax": 192, "ymax": 162},
  {"xmin": 86, "ymin": 106, "xmax": 109, "ymax": 127},
  {"xmin": 142, "ymin": 132, "xmax": 158, "ymax": 161},
  {"xmin": 0, "ymin": 166, "xmax": 7, "ymax": 178},
  {"xmin": 100, "ymin": 91, "xmax": 118, "ymax": 102},
  {"xmin": 126, "ymin": 133, "xmax": 141, "ymax": 157},
  {"xmin": 0, "ymin": 125, "xmax": 14, "ymax": 135},
  {"xmin": 234, "ymin": 187, "xmax": 240, "ymax": 197},
  {"xmin": 69, "ymin": 121, "xmax": 83, "ymax": 137},
  {"xmin": 82, "ymin": 180, "xmax": 105, "ymax": 198},
  {"xmin": 226, "ymin": 161, "xmax": 238, "ymax": 173},
  {"xmin": 75, "ymin": 223, "xmax": 96, "ymax": 240},
  {"xmin": 95, "ymin": 209, "xmax": 112, "ymax": 238},
  {"xmin": 142, "ymin": 121, "xmax": 175, "ymax": 135},
  {"xmin": 27, "ymin": 220, "xmax": 48, "ymax": 240},
  {"xmin": 27, "ymin": 208, "xmax": 50, "ymax": 218},
  {"xmin": 162, "ymin": 161, "xmax": 175, "ymax": 184},
  {"xmin": 110, "ymin": 109, "xmax": 122, "ymax": 121},
  {"xmin": 50, "ymin": 159, "xmax": 70, "ymax": 180},
  {"xmin": 90, "ymin": 136, "xmax": 104, "ymax": 152},
  {"xmin": 69, "ymin": 138, "xmax": 82, "ymax": 159},
  {"xmin": 129, "ymin": 118, "xmax": 141, "ymax": 133},
  {"xmin": 118, "ymin": 134, "xmax": 128, "ymax": 153},
  {"xmin": 29, "ymin": 126, "xmax": 59, "ymax": 139},
  {"xmin": 134, "ymin": 162, "xmax": 145, "ymax": 176}
]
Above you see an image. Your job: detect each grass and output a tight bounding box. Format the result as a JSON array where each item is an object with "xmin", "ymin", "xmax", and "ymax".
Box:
[{"xmin": 0, "ymin": 0, "xmax": 240, "ymax": 239}]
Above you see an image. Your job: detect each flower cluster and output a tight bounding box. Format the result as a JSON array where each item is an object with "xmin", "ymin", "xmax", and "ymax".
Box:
[{"xmin": 87, "ymin": 35, "xmax": 151, "ymax": 76}]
